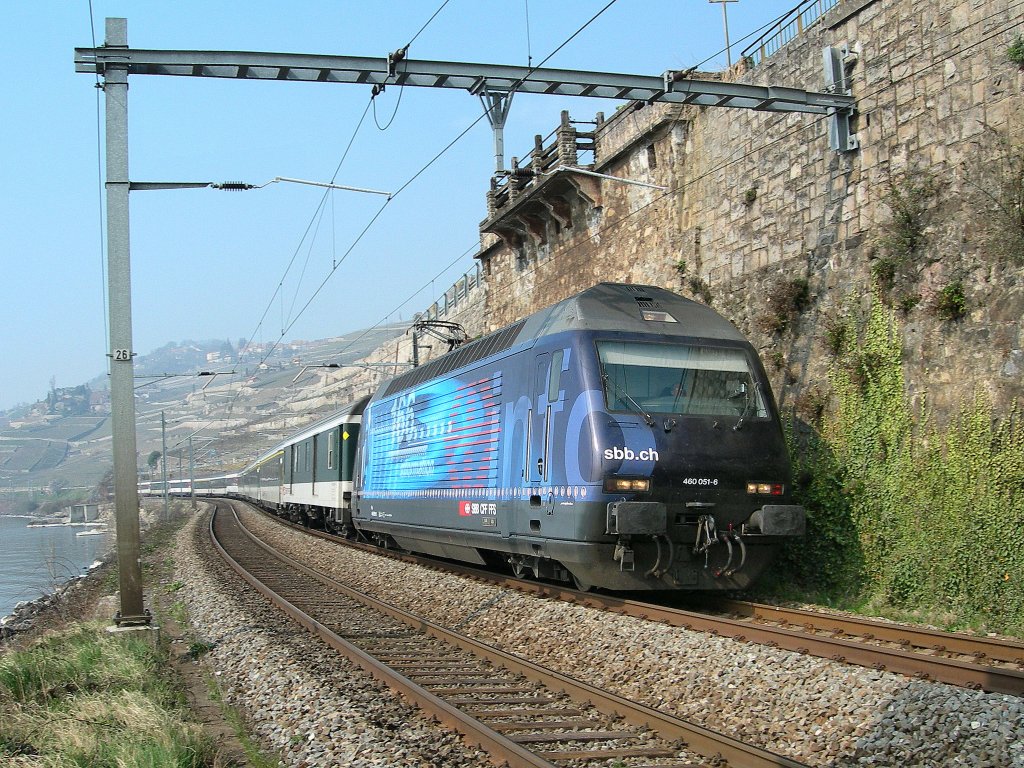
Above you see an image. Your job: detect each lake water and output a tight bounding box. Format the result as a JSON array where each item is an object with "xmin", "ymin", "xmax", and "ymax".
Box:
[{"xmin": 0, "ymin": 516, "xmax": 112, "ymax": 619}]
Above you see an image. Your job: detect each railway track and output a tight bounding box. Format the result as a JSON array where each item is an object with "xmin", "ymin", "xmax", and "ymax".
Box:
[
  {"xmin": 211, "ymin": 501, "xmax": 807, "ymax": 768},
  {"xmin": 250, "ymin": 505, "xmax": 1024, "ymax": 697},
  {"xmin": 717, "ymin": 599, "xmax": 1024, "ymax": 684},
  {"xmin": 501, "ymin": 584, "xmax": 1024, "ymax": 698}
]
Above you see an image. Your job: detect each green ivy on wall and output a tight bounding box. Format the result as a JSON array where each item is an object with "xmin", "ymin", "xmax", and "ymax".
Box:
[{"xmin": 785, "ymin": 292, "xmax": 1024, "ymax": 633}]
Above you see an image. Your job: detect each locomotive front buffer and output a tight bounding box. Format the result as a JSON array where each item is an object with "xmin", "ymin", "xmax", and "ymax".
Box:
[{"xmin": 607, "ymin": 500, "xmax": 806, "ymax": 581}]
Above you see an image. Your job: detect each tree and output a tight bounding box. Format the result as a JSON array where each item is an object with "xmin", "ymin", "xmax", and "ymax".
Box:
[
  {"xmin": 147, "ymin": 450, "xmax": 162, "ymax": 479},
  {"xmin": 93, "ymin": 468, "xmax": 115, "ymax": 503}
]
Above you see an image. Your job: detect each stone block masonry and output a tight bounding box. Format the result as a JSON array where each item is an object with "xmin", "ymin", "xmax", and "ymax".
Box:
[{"xmin": 473, "ymin": 0, "xmax": 1024, "ymax": 421}]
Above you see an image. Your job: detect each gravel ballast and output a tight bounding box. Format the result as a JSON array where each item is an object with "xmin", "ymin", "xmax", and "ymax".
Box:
[
  {"xmin": 173, "ymin": 509, "xmax": 493, "ymax": 768},
  {"xmin": 182, "ymin": 505, "xmax": 1024, "ymax": 767}
]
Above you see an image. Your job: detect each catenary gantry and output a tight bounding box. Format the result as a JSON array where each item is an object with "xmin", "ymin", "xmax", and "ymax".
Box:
[
  {"xmin": 76, "ymin": 43, "xmax": 859, "ymax": 170},
  {"xmin": 74, "ymin": 48, "xmax": 853, "ymax": 114}
]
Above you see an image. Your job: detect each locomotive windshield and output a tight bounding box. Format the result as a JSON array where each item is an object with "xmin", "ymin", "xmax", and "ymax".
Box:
[{"xmin": 596, "ymin": 341, "xmax": 769, "ymax": 418}]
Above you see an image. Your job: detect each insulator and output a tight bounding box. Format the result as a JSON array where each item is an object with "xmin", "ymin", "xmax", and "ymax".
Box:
[{"xmin": 216, "ymin": 182, "xmax": 253, "ymax": 191}]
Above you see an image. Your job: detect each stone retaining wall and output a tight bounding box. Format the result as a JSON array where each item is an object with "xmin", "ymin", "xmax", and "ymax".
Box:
[{"xmin": 475, "ymin": 0, "xmax": 1024, "ymax": 419}]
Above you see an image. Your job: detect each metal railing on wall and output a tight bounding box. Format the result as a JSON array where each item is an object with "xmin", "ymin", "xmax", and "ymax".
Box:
[
  {"xmin": 421, "ymin": 262, "xmax": 484, "ymax": 321},
  {"xmin": 740, "ymin": 0, "xmax": 840, "ymax": 67},
  {"xmin": 486, "ymin": 110, "xmax": 598, "ymax": 218}
]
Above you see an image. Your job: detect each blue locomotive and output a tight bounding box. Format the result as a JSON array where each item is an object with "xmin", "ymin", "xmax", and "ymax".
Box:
[
  {"xmin": 351, "ymin": 283, "xmax": 804, "ymax": 591},
  {"xmin": 149, "ymin": 283, "xmax": 804, "ymax": 591}
]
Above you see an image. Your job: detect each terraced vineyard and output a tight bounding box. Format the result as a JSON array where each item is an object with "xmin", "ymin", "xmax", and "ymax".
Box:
[{"xmin": 0, "ymin": 439, "xmax": 67, "ymax": 472}]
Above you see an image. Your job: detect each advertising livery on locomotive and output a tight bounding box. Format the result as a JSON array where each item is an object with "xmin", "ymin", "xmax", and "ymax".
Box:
[
  {"xmin": 352, "ymin": 282, "xmax": 804, "ymax": 590},
  {"xmin": 146, "ymin": 283, "xmax": 805, "ymax": 592}
]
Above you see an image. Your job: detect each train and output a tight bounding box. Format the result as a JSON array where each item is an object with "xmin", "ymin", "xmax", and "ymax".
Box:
[{"xmin": 142, "ymin": 283, "xmax": 805, "ymax": 591}]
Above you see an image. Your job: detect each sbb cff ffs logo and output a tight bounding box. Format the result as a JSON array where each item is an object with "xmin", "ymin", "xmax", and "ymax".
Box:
[
  {"xmin": 459, "ymin": 501, "xmax": 497, "ymax": 516},
  {"xmin": 603, "ymin": 446, "xmax": 660, "ymax": 462}
]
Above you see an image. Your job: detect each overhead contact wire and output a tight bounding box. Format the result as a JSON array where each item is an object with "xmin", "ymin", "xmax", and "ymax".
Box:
[
  {"xmin": 207, "ymin": 2, "xmax": 463, "ymax": 440},
  {"xmin": 237, "ymin": 98, "xmax": 373, "ymax": 365},
  {"xmin": 282, "ymin": 0, "xmax": 627, "ymax": 336},
  {"xmin": 242, "ymin": 0, "xmax": 455, "ymax": 364},
  {"xmin": 244, "ymin": 0, "xmax": 618, "ymax": 370},
  {"xmin": 330, "ymin": 242, "xmax": 479, "ymax": 360},
  {"xmin": 204, "ymin": 0, "xmax": 773, "ymax": 447},
  {"xmin": 87, "ymin": 0, "xmax": 109, "ymax": 370},
  {"xmin": 374, "ymin": 0, "xmax": 452, "ymax": 130}
]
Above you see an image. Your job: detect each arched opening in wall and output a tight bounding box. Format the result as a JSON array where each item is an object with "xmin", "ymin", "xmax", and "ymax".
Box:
[{"xmin": 647, "ymin": 143, "xmax": 658, "ymax": 169}]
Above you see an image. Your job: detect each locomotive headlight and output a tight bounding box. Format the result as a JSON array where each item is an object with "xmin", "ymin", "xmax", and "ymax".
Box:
[
  {"xmin": 604, "ymin": 477, "xmax": 651, "ymax": 493},
  {"xmin": 747, "ymin": 482, "xmax": 784, "ymax": 496}
]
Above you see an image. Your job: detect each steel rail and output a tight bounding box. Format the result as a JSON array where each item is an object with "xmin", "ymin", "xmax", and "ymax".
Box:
[
  {"xmin": 237, "ymin": 503, "xmax": 1024, "ymax": 695},
  {"xmin": 621, "ymin": 604, "xmax": 1024, "ymax": 696},
  {"xmin": 215, "ymin": 502, "xmax": 809, "ymax": 768},
  {"xmin": 718, "ymin": 599, "xmax": 1024, "ymax": 666},
  {"xmin": 208, "ymin": 507, "xmax": 557, "ymax": 768},
  {"xmin": 539, "ymin": 592, "xmax": 1024, "ymax": 697}
]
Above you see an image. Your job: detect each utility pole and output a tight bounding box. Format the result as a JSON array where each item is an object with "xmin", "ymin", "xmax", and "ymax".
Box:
[
  {"xmin": 102, "ymin": 18, "xmax": 149, "ymax": 628},
  {"xmin": 188, "ymin": 435, "xmax": 195, "ymax": 509},
  {"xmin": 160, "ymin": 411, "xmax": 168, "ymax": 523},
  {"xmin": 709, "ymin": 0, "xmax": 739, "ymax": 68}
]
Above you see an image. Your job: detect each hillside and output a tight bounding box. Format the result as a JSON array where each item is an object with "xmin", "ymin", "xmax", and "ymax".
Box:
[{"xmin": 0, "ymin": 323, "xmax": 408, "ymax": 498}]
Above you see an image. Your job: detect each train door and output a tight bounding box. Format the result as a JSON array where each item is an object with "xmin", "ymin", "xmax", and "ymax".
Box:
[
  {"xmin": 275, "ymin": 453, "xmax": 284, "ymax": 507},
  {"xmin": 311, "ymin": 434, "xmax": 318, "ymax": 499},
  {"xmin": 528, "ymin": 355, "xmax": 548, "ymax": 484},
  {"xmin": 528, "ymin": 354, "xmax": 554, "ymax": 518},
  {"xmin": 286, "ymin": 446, "xmax": 294, "ymax": 496},
  {"xmin": 500, "ymin": 389, "xmax": 529, "ymax": 539}
]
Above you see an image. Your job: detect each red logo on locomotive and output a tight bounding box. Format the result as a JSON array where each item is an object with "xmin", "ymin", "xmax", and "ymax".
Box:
[{"xmin": 459, "ymin": 501, "xmax": 496, "ymax": 516}]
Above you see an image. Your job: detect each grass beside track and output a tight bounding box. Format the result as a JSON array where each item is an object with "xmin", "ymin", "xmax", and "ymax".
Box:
[
  {"xmin": 0, "ymin": 502, "xmax": 276, "ymax": 768},
  {"xmin": 0, "ymin": 622, "xmax": 216, "ymax": 767}
]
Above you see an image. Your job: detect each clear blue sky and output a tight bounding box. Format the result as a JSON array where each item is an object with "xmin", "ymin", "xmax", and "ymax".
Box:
[{"xmin": 1, "ymin": 0, "xmax": 798, "ymax": 412}]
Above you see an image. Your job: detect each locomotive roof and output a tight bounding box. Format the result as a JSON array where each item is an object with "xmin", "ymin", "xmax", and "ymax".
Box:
[
  {"xmin": 378, "ymin": 283, "xmax": 746, "ymax": 399},
  {"xmin": 517, "ymin": 282, "xmax": 746, "ymax": 342}
]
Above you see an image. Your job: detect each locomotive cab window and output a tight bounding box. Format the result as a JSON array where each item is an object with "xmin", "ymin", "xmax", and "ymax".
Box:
[{"xmin": 596, "ymin": 341, "xmax": 768, "ymax": 418}]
